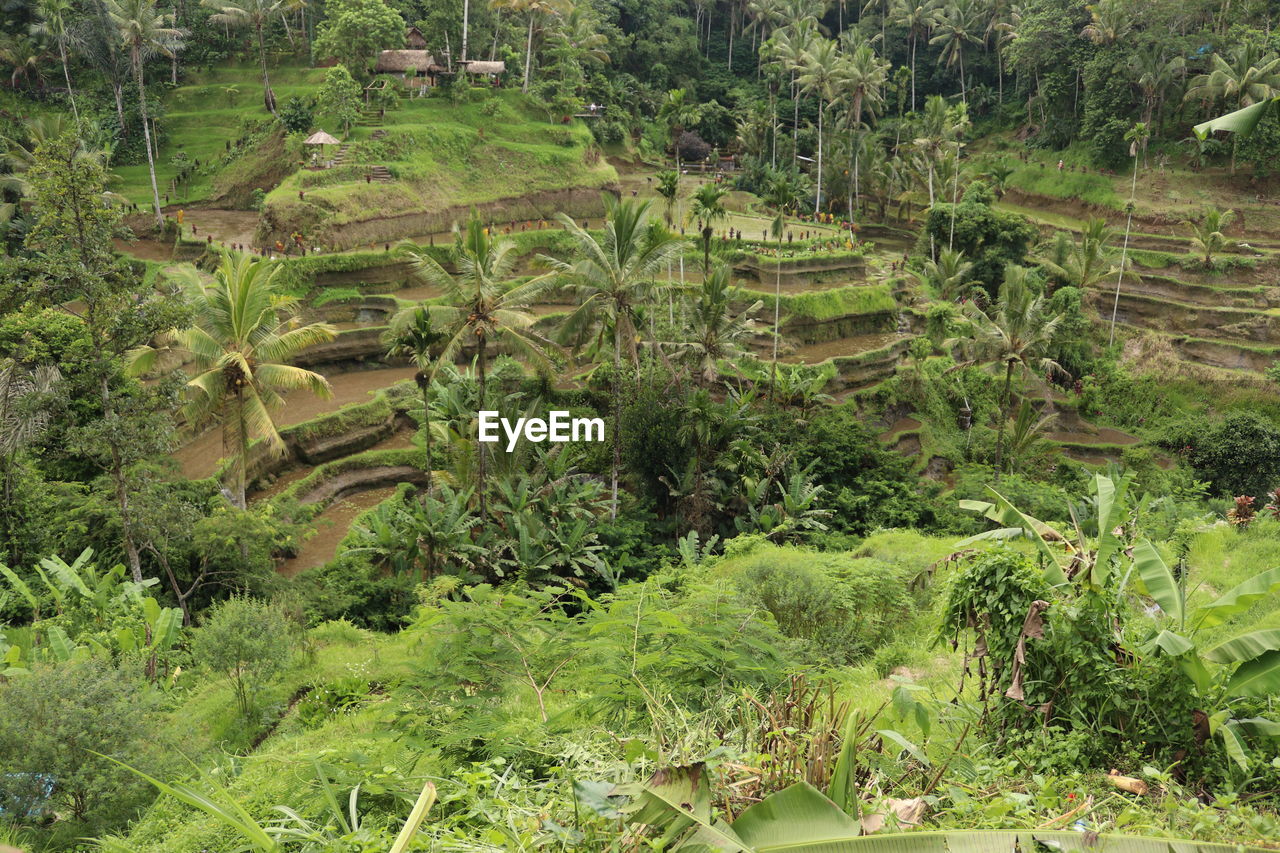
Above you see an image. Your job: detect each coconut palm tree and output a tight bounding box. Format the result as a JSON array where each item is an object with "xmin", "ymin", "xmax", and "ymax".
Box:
[
  {"xmin": 890, "ymin": 0, "xmax": 931, "ymax": 112},
  {"xmin": 1035, "ymin": 218, "xmax": 1119, "ymax": 292},
  {"xmin": 79, "ymin": 0, "xmax": 131, "ymax": 135},
  {"xmin": 953, "ymin": 264, "xmax": 1063, "ymax": 480},
  {"xmin": 766, "ymin": 19, "xmax": 818, "ymax": 168},
  {"xmin": 657, "ymin": 87, "xmax": 702, "ymax": 172},
  {"xmin": 128, "ymin": 253, "xmax": 336, "ymax": 508},
  {"xmin": 929, "ymin": 0, "xmax": 982, "ymax": 104},
  {"xmin": 1130, "ymin": 45, "xmax": 1184, "ymax": 130},
  {"xmin": 689, "ymin": 181, "xmax": 728, "ymax": 273},
  {"xmin": 656, "ymin": 169, "xmax": 679, "ymax": 226},
  {"xmin": 838, "ymin": 35, "xmax": 888, "ymax": 214},
  {"xmin": 201, "ymin": 0, "xmax": 282, "ymax": 115},
  {"xmin": 1184, "ymin": 44, "xmax": 1280, "ymax": 111},
  {"xmin": 540, "ymin": 197, "xmax": 681, "ymax": 517},
  {"xmin": 31, "ymin": 0, "xmax": 80, "ymax": 123},
  {"xmin": 672, "ymin": 265, "xmax": 763, "ymax": 387},
  {"xmin": 395, "ymin": 212, "xmax": 558, "ymax": 519},
  {"xmin": 1183, "ymin": 207, "xmax": 1236, "ymax": 267},
  {"xmin": 745, "ymin": 0, "xmax": 785, "ymax": 72},
  {"xmin": 1079, "ymin": 0, "xmax": 1132, "ymax": 45},
  {"xmin": 907, "ymin": 248, "xmax": 976, "ymax": 300},
  {"xmin": 511, "ymin": 0, "xmax": 569, "ymax": 93},
  {"xmin": 798, "ymin": 37, "xmax": 840, "ymax": 214},
  {"xmin": 383, "ymin": 307, "xmax": 445, "ymax": 494},
  {"xmin": 0, "ymin": 34, "xmax": 51, "ymax": 90},
  {"xmin": 105, "ymin": 0, "xmax": 184, "ymax": 229}
]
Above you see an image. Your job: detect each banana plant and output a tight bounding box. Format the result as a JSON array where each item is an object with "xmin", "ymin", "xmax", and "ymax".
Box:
[
  {"xmin": 1132, "ymin": 540, "xmax": 1280, "ymax": 772},
  {"xmin": 959, "ymin": 470, "xmax": 1138, "ymax": 588},
  {"xmin": 1, "ymin": 549, "xmax": 183, "ymax": 673},
  {"xmin": 605, "ymin": 763, "xmax": 1270, "ymax": 851}
]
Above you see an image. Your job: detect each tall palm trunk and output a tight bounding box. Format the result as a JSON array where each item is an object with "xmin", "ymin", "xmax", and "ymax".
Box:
[
  {"xmin": 133, "ymin": 49, "xmax": 165, "ymax": 229},
  {"xmin": 770, "ymin": 88, "xmax": 777, "ymax": 168},
  {"xmin": 791, "ymin": 73, "xmax": 799, "ymax": 167},
  {"xmin": 610, "ymin": 330, "xmax": 621, "ymax": 519},
  {"xmin": 226, "ymin": 385, "xmax": 248, "ymax": 508},
  {"xmin": 770, "ymin": 225, "xmax": 782, "ymax": 400},
  {"xmin": 992, "ymin": 358, "xmax": 1013, "ymax": 482},
  {"xmin": 851, "ymin": 93, "xmax": 864, "ymax": 214},
  {"xmin": 113, "ymin": 80, "xmax": 127, "ymax": 134},
  {"xmin": 910, "ymin": 32, "xmax": 917, "ymax": 111},
  {"xmin": 813, "ymin": 99, "xmax": 823, "ymax": 214},
  {"xmin": 523, "ymin": 15, "xmax": 535, "ymax": 92},
  {"xmin": 256, "ymin": 22, "xmax": 277, "ymax": 114},
  {"xmin": 58, "ymin": 40, "xmax": 80, "ymax": 124},
  {"xmin": 727, "ymin": 10, "xmax": 733, "ymax": 71},
  {"xmin": 476, "ymin": 335, "xmax": 488, "ymax": 519},
  {"xmin": 461, "ymin": 0, "xmax": 470, "ymax": 61}
]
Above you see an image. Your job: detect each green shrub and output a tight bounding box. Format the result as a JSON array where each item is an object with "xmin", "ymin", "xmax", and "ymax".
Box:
[
  {"xmin": 294, "ymin": 553, "xmax": 419, "ymax": 631},
  {"xmin": 733, "ymin": 548, "xmax": 912, "ymax": 663},
  {"xmin": 296, "ymin": 676, "xmax": 373, "ymax": 727},
  {"xmin": 191, "ymin": 596, "xmax": 298, "ymax": 721},
  {"xmin": 1168, "ymin": 411, "xmax": 1280, "ymax": 499},
  {"xmin": 0, "ymin": 659, "xmax": 166, "ymax": 837}
]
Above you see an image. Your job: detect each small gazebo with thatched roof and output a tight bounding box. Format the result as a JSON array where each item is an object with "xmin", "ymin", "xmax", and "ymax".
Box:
[
  {"xmin": 459, "ymin": 60, "xmax": 505, "ymax": 84},
  {"xmin": 304, "ymin": 130, "xmax": 340, "ymax": 146},
  {"xmin": 304, "ymin": 130, "xmax": 340, "ymax": 168}
]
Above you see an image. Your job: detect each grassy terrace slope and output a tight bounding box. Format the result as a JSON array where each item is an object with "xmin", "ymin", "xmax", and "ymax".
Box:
[
  {"xmin": 114, "ymin": 65, "xmax": 331, "ymax": 206},
  {"xmin": 114, "ymin": 65, "xmax": 618, "ymax": 248},
  {"xmin": 262, "ymin": 93, "xmax": 617, "ymax": 248}
]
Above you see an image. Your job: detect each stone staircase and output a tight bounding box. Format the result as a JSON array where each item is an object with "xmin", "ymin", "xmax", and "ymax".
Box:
[{"xmin": 367, "ymin": 165, "xmax": 393, "ymax": 184}]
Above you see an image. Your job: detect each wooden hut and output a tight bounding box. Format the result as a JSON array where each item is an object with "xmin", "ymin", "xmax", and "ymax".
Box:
[
  {"xmin": 405, "ymin": 26, "xmax": 428, "ymax": 50},
  {"xmin": 374, "ymin": 50, "xmax": 438, "ymax": 89}
]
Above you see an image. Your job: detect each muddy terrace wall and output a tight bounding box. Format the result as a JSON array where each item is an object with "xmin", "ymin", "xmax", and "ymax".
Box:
[
  {"xmin": 733, "ymin": 254, "xmax": 868, "ymax": 289},
  {"xmin": 260, "ymin": 187, "xmax": 616, "ymax": 251},
  {"xmin": 1090, "ymin": 289, "xmax": 1280, "ymax": 345},
  {"xmin": 232, "ymin": 383, "xmax": 419, "ymax": 488}
]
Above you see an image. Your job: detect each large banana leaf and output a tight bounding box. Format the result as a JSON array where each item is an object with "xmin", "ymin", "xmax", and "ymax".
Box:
[
  {"xmin": 1223, "ymin": 648, "xmax": 1280, "ymax": 698},
  {"xmin": 1091, "ymin": 473, "xmax": 1129, "ymax": 586},
  {"xmin": 0, "ymin": 562, "xmax": 38, "ymax": 611},
  {"xmin": 1198, "ymin": 567, "xmax": 1280, "ymax": 628},
  {"xmin": 958, "ymin": 489, "xmax": 1068, "ymax": 586},
  {"xmin": 1193, "ymin": 98, "xmax": 1276, "ymax": 139},
  {"xmin": 730, "ymin": 782, "xmax": 861, "ymax": 850},
  {"xmin": 732, "ymin": 830, "xmax": 1269, "ymax": 852},
  {"xmin": 1132, "ymin": 540, "xmax": 1183, "ymax": 625},
  {"xmin": 1233, "ymin": 717, "xmax": 1280, "ymax": 740},
  {"xmin": 1202, "ymin": 628, "xmax": 1280, "ymax": 664}
]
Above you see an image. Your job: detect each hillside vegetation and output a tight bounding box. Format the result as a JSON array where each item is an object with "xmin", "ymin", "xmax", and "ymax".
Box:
[{"xmin": 4, "ymin": 0, "xmax": 1280, "ymax": 849}]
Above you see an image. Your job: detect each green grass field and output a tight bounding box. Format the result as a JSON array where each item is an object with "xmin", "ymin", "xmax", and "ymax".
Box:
[
  {"xmin": 114, "ymin": 64, "xmax": 330, "ymax": 206},
  {"xmin": 113, "ymin": 64, "xmax": 617, "ymax": 221}
]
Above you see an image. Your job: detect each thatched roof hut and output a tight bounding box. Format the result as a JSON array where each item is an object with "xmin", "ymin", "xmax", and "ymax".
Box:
[
  {"xmin": 374, "ymin": 50, "xmax": 437, "ymax": 74},
  {"xmin": 304, "ymin": 130, "xmax": 340, "ymax": 145},
  {"xmin": 405, "ymin": 26, "xmax": 428, "ymax": 49},
  {"xmin": 460, "ymin": 60, "xmax": 505, "ymax": 76}
]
